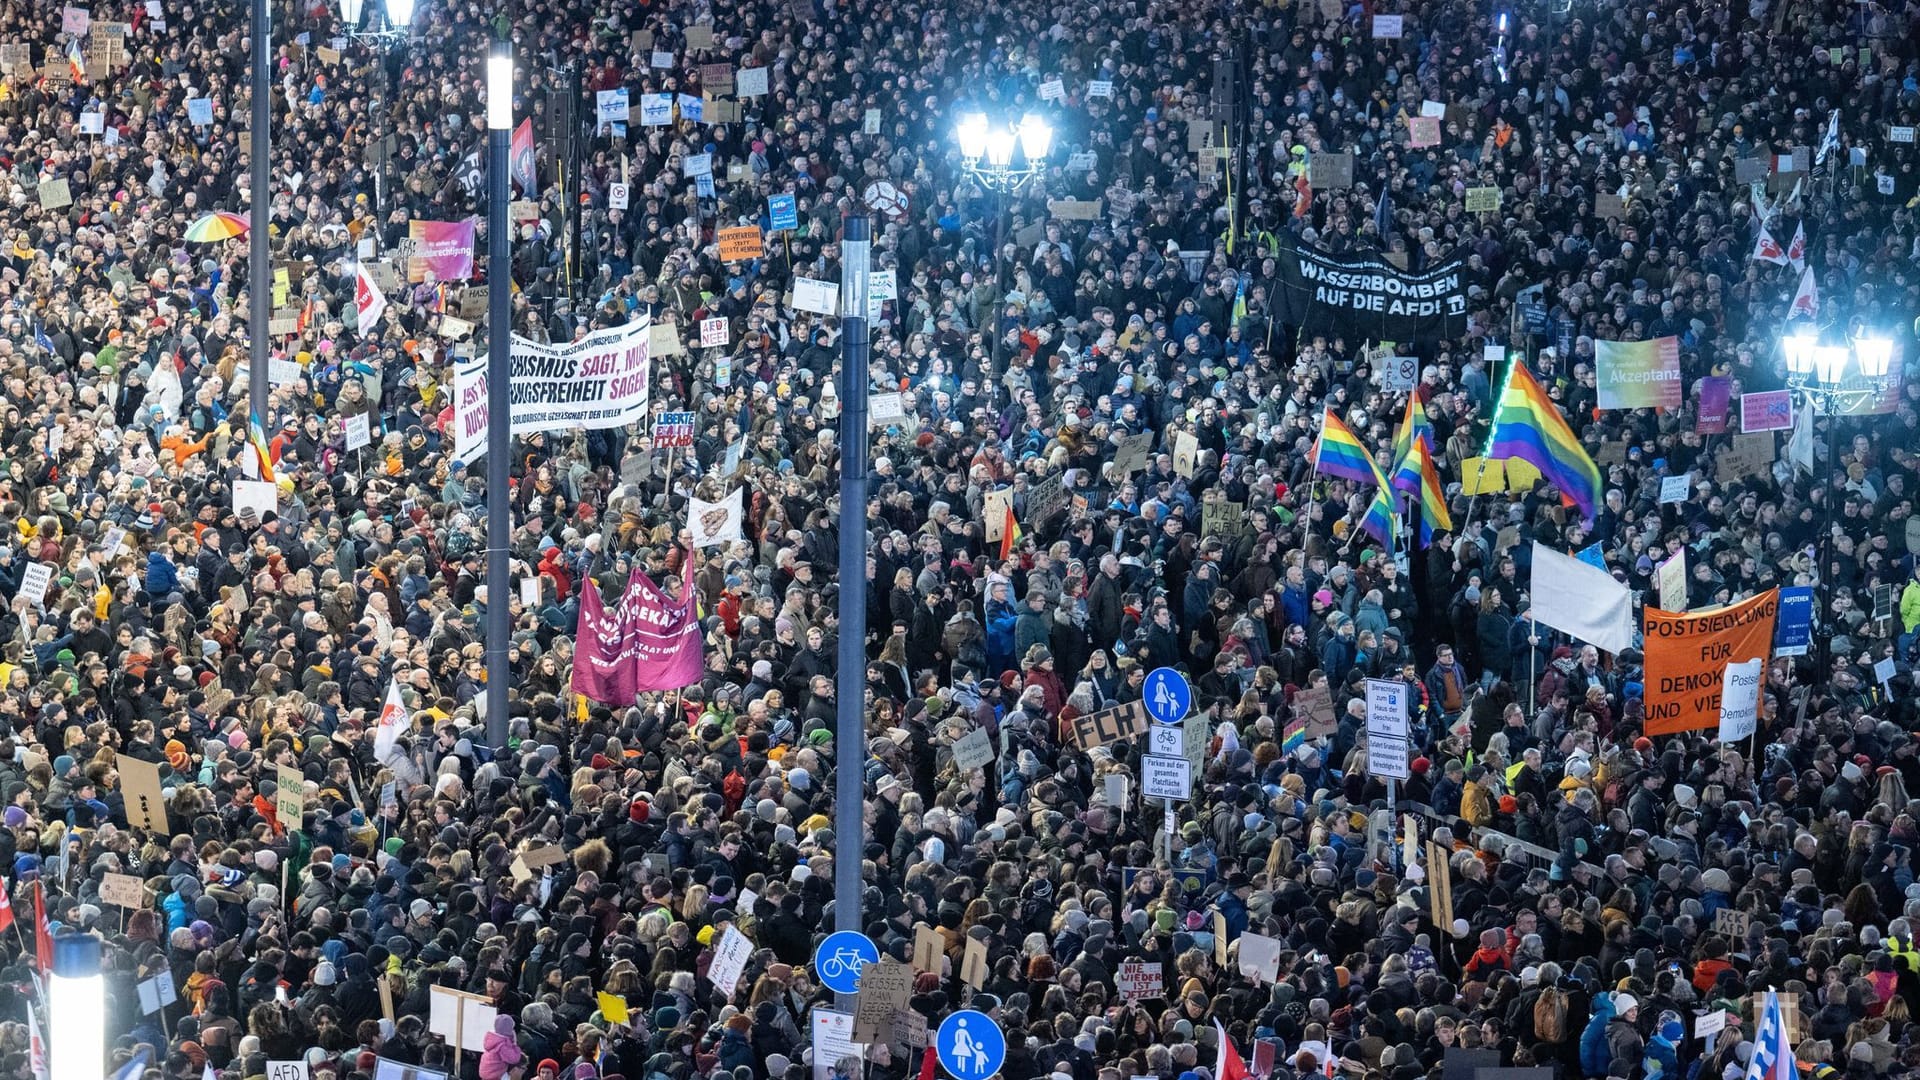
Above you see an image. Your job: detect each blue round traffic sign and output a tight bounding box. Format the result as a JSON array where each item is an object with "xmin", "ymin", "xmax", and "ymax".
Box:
[
  {"xmin": 1143, "ymin": 667, "xmax": 1192, "ymax": 725},
  {"xmin": 813, "ymin": 930, "xmax": 879, "ymax": 995},
  {"xmin": 935, "ymin": 1009, "xmax": 1006, "ymax": 1080}
]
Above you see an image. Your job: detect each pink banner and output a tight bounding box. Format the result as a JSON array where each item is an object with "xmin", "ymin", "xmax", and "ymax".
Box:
[
  {"xmin": 1740, "ymin": 389, "xmax": 1793, "ymax": 432},
  {"xmin": 570, "ymin": 564, "xmax": 703, "ymax": 705},
  {"xmin": 1696, "ymin": 376, "xmax": 1730, "ymax": 434},
  {"xmin": 407, "ymin": 219, "xmax": 476, "ymax": 283}
]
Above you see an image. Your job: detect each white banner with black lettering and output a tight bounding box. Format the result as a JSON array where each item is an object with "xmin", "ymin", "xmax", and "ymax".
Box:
[{"xmin": 453, "ymin": 316, "xmax": 653, "ymax": 465}]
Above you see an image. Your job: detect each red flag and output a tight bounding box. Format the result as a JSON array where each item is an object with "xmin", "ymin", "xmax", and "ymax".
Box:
[
  {"xmin": 0, "ymin": 883, "xmax": 14, "ymax": 934},
  {"xmin": 32, "ymin": 880, "xmax": 51, "ymax": 972},
  {"xmin": 1214, "ymin": 1020, "xmax": 1249, "ymax": 1080},
  {"xmin": 510, "ymin": 118, "xmax": 538, "ymax": 195},
  {"xmin": 917, "ymin": 1046, "xmax": 937, "ymax": 1080},
  {"xmin": 1786, "ymin": 221, "xmax": 1807, "ymax": 271},
  {"xmin": 1751, "ymin": 225, "xmax": 1788, "ymax": 265}
]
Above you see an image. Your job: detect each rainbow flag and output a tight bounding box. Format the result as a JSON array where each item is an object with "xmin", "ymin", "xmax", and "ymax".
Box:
[
  {"xmin": 1413, "ymin": 434, "xmax": 1452, "ymax": 547},
  {"xmin": 1487, "ymin": 363, "xmax": 1601, "ymax": 522},
  {"xmin": 1389, "ymin": 391, "xmax": 1434, "ymax": 498},
  {"xmin": 247, "ymin": 412, "xmax": 276, "ymax": 484},
  {"xmin": 1313, "ymin": 409, "xmax": 1378, "ymax": 485},
  {"xmin": 999, "ymin": 502, "xmax": 1022, "ymax": 561},
  {"xmin": 1359, "ymin": 463, "xmax": 1398, "ymax": 549},
  {"xmin": 1282, "ymin": 717, "xmax": 1305, "ymax": 754}
]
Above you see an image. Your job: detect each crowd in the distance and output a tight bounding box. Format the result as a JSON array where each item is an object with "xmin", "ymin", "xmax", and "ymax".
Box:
[{"xmin": 1, "ymin": 0, "xmax": 1920, "ymax": 1078}]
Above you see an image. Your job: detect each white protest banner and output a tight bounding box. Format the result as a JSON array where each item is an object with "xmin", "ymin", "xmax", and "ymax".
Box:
[
  {"xmin": 187, "ymin": 97, "xmax": 213, "ymax": 126},
  {"xmin": 706, "ymin": 925, "xmax": 752, "ymax": 996},
  {"xmin": 595, "ymin": 89, "xmax": 629, "ymax": 126},
  {"xmin": 1237, "ymin": 933, "xmax": 1284, "ymax": 983},
  {"xmin": 1116, "ymin": 961, "xmax": 1163, "ymax": 1003},
  {"xmin": 792, "ymin": 277, "xmax": 839, "ymax": 314},
  {"xmin": 639, "ymin": 94, "xmax": 673, "ymax": 126},
  {"xmin": 683, "ymin": 152, "xmax": 712, "ymax": 177},
  {"xmin": 737, "ymin": 66, "xmax": 768, "ymax": 97},
  {"xmin": 650, "ymin": 49, "xmax": 674, "ymax": 68},
  {"xmin": 1717, "ymin": 658, "xmax": 1762, "ymax": 743},
  {"xmin": 1372, "ymin": 14, "xmax": 1403, "ymax": 36},
  {"xmin": 699, "ymin": 316, "xmax": 729, "ymax": 347},
  {"xmin": 427, "ymin": 986, "xmax": 495, "ymax": 1053},
  {"xmin": 452, "ymin": 316, "xmax": 652, "ymax": 465},
  {"xmin": 79, "ymin": 111, "xmax": 104, "ymax": 134},
  {"xmin": 1039, "ymin": 78, "xmax": 1065, "ymax": 102},
  {"xmin": 811, "ymin": 1009, "xmax": 864, "ymax": 1080},
  {"xmin": 869, "ymin": 392, "xmax": 906, "ymax": 427},
  {"xmin": 609, "ymin": 182, "xmax": 630, "ymax": 210},
  {"xmin": 265, "ymin": 1063, "xmax": 307, "ymax": 1080},
  {"xmin": 1657, "ymin": 550, "xmax": 1687, "ymax": 613},
  {"xmin": 1087, "ymin": 79, "xmax": 1114, "ymax": 98},
  {"xmin": 16, "ymin": 563, "xmax": 52, "ymax": 605},
  {"xmin": 951, "ymin": 727, "xmax": 993, "ymax": 772},
  {"xmin": 1659, "ymin": 473, "xmax": 1690, "ymax": 504},
  {"xmin": 344, "ymin": 412, "xmax": 372, "ymax": 451},
  {"xmin": 688, "ymin": 488, "xmax": 745, "ymax": 549}
]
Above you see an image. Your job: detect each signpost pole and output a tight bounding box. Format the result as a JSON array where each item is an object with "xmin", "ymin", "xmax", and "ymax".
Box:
[
  {"xmin": 483, "ymin": 42, "xmax": 514, "ymax": 749},
  {"xmin": 833, "ymin": 214, "xmax": 872, "ymax": 953}
]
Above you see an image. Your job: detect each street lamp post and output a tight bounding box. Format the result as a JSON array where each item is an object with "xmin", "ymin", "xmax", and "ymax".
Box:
[
  {"xmin": 1781, "ymin": 325, "xmax": 1894, "ymax": 671},
  {"xmin": 484, "ymin": 43, "xmax": 514, "ymax": 749},
  {"xmin": 49, "ymin": 934, "xmax": 103, "ymax": 1080},
  {"xmin": 248, "ymin": 0, "xmax": 270, "ymax": 430},
  {"xmin": 832, "ymin": 213, "xmax": 871, "ymax": 972},
  {"xmin": 954, "ymin": 112, "xmax": 1051, "ymax": 405},
  {"xmin": 339, "ymin": 0, "xmax": 415, "ymax": 212}
]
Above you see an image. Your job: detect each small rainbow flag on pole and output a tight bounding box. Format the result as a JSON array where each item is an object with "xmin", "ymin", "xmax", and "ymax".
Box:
[
  {"xmin": 1312, "ymin": 408, "xmax": 1379, "ymax": 485},
  {"xmin": 1358, "ymin": 456, "xmax": 1398, "ymax": 549},
  {"xmin": 247, "ymin": 412, "xmax": 276, "ymax": 484},
  {"xmin": 1389, "ymin": 391, "xmax": 1434, "ymax": 499},
  {"xmin": 1412, "ymin": 434, "xmax": 1452, "ymax": 548},
  {"xmin": 1486, "ymin": 362, "xmax": 1601, "ymax": 522}
]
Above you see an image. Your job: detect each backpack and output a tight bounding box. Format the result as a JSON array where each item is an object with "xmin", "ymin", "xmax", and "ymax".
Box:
[{"xmin": 1534, "ymin": 987, "xmax": 1569, "ymax": 1043}]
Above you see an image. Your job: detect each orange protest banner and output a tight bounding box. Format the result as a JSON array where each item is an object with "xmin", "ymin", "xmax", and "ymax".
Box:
[
  {"xmin": 716, "ymin": 226, "xmax": 763, "ymax": 261},
  {"xmin": 1642, "ymin": 589, "xmax": 1778, "ymax": 735}
]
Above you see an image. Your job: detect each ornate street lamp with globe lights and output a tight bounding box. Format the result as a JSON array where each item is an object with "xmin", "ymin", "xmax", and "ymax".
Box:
[{"xmin": 954, "ymin": 112, "xmax": 1053, "ymax": 400}]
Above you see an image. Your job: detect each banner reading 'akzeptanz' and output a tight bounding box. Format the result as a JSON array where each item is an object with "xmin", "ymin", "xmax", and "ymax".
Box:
[
  {"xmin": 1272, "ymin": 235, "xmax": 1469, "ymax": 341},
  {"xmin": 452, "ymin": 316, "xmax": 652, "ymax": 464}
]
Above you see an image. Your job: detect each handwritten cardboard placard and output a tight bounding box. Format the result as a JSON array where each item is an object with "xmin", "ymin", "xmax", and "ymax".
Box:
[
  {"xmin": 1308, "ymin": 152, "xmax": 1353, "ymax": 188},
  {"xmin": 37, "ymin": 178, "xmax": 72, "ymax": 210},
  {"xmin": 716, "ymin": 225, "xmax": 763, "ymax": 261},
  {"xmin": 101, "ymin": 872, "xmax": 143, "ymax": 908}
]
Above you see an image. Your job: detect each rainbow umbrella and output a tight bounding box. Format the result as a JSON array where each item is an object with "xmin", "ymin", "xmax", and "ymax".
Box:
[{"xmin": 183, "ymin": 211, "xmax": 249, "ymax": 243}]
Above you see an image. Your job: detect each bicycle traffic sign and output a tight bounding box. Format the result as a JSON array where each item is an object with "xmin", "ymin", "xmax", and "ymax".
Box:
[
  {"xmin": 813, "ymin": 930, "xmax": 879, "ymax": 995},
  {"xmin": 1143, "ymin": 667, "xmax": 1192, "ymax": 725}
]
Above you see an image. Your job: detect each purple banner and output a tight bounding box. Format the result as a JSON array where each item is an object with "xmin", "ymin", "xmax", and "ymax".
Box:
[
  {"xmin": 1697, "ymin": 376, "xmax": 1731, "ymax": 434},
  {"xmin": 571, "ymin": 566, "xmax": 703, "ymax": 705}
]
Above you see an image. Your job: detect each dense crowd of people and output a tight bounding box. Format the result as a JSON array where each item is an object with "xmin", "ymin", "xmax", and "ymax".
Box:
[{"xmin": 2, "ymin": 0, "xmax": 1920, "ymax": 1078}]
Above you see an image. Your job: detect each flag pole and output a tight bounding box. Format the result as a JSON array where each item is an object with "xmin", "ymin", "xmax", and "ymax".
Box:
[{"xmin": 1454, "ymin": 360, "xmax": 1518, "ymax": 547}]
